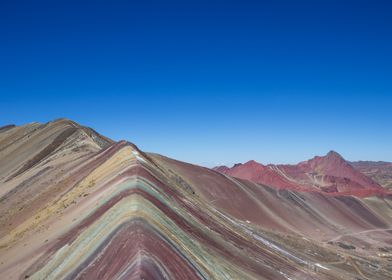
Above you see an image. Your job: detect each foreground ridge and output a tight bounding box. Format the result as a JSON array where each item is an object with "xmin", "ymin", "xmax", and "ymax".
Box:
[{"xmin": 0, "ymin": 120, "xmax": 391, "ymax": 280}]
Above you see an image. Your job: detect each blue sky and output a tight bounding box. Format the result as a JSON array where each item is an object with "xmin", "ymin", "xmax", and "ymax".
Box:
[{"xmin": 1, "ymin": 1, "xmax": 391, "ymax": 166}]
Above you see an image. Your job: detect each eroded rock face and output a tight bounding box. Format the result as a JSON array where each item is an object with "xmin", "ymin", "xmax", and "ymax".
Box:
[{"xmin": 1, "ymin": 119, "xmax": 392, "ymax": 280}]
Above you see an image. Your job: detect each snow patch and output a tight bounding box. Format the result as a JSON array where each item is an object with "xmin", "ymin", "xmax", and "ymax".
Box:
[
  {"xmin": 136, "ymin": 155, "xmax": 146, "ymax": 163},
  {"xmin": 315, "ymin": 263, "xmax": 329, "ymax": 270}
]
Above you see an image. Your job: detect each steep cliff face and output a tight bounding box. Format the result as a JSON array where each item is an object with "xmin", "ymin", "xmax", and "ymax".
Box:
[{"xmin": 1, "ymin": 120, "xmax": 391, "ymax": 280}]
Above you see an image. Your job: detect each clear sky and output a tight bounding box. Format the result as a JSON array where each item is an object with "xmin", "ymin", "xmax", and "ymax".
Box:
[{"xmin": 1, "ymin": 0, "xmax": 391, "ymax": 167}]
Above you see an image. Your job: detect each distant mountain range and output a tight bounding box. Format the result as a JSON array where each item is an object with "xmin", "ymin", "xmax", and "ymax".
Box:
[
  {"xmin": 1, "ymin": 119, "xmax": 391, "ymax": 279},
  {"xmin": 350, "ymin": 161, "xmax": 392, "ymax": 190},
  {"xmin": 214, "ymin": 151, "xmax": 392, "ymax": 197}
]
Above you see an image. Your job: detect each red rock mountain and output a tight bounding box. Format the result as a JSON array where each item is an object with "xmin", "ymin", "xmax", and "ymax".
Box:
[{"xmin": 214, "ymin": 151, "xmax": 389, "ymax": 197}]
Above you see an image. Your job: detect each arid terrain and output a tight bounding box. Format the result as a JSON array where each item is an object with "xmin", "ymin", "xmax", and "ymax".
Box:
[
  {"xmin": 0, "ymin": 119, "xmax": 392, "ymax": 279},
  {"xmin": 350, "ymin": 161, "xmax": 392, "ymax": 191}
]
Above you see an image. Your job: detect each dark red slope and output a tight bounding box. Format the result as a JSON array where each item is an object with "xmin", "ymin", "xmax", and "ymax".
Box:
[
  {"xmin": 297, "ymin": 151, "xmax": 381, "ymax": 189},
  {"xmin": 214, "ymin": 151, "xmax": 390, "ymax": 197}
]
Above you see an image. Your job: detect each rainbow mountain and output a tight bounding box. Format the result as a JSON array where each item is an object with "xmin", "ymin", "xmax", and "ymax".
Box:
[{"xmin": 0, "ymin": 119, "xmax": 391, "ymax": 280}]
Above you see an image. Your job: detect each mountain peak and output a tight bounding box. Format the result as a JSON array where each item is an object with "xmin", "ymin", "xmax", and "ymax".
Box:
[
  {"xmin": 244, "ymin": 160, "xmax": 264, "ymax": 167},
  {"xmin": 306, "ymin": 150, "xmax": 346, "ymax": 167},
  {"xmin": 325, "ymin": 150, "xmax": 344, "ymax": 160},
  {"xmin": 213, "ymin": 165, "xmax": 230, "ymax": 173}
]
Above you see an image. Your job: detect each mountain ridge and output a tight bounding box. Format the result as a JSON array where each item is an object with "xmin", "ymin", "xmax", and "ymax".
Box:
[{"xmin": 1, "ymin": 119, "xmax": 392, "ymax": 279}]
